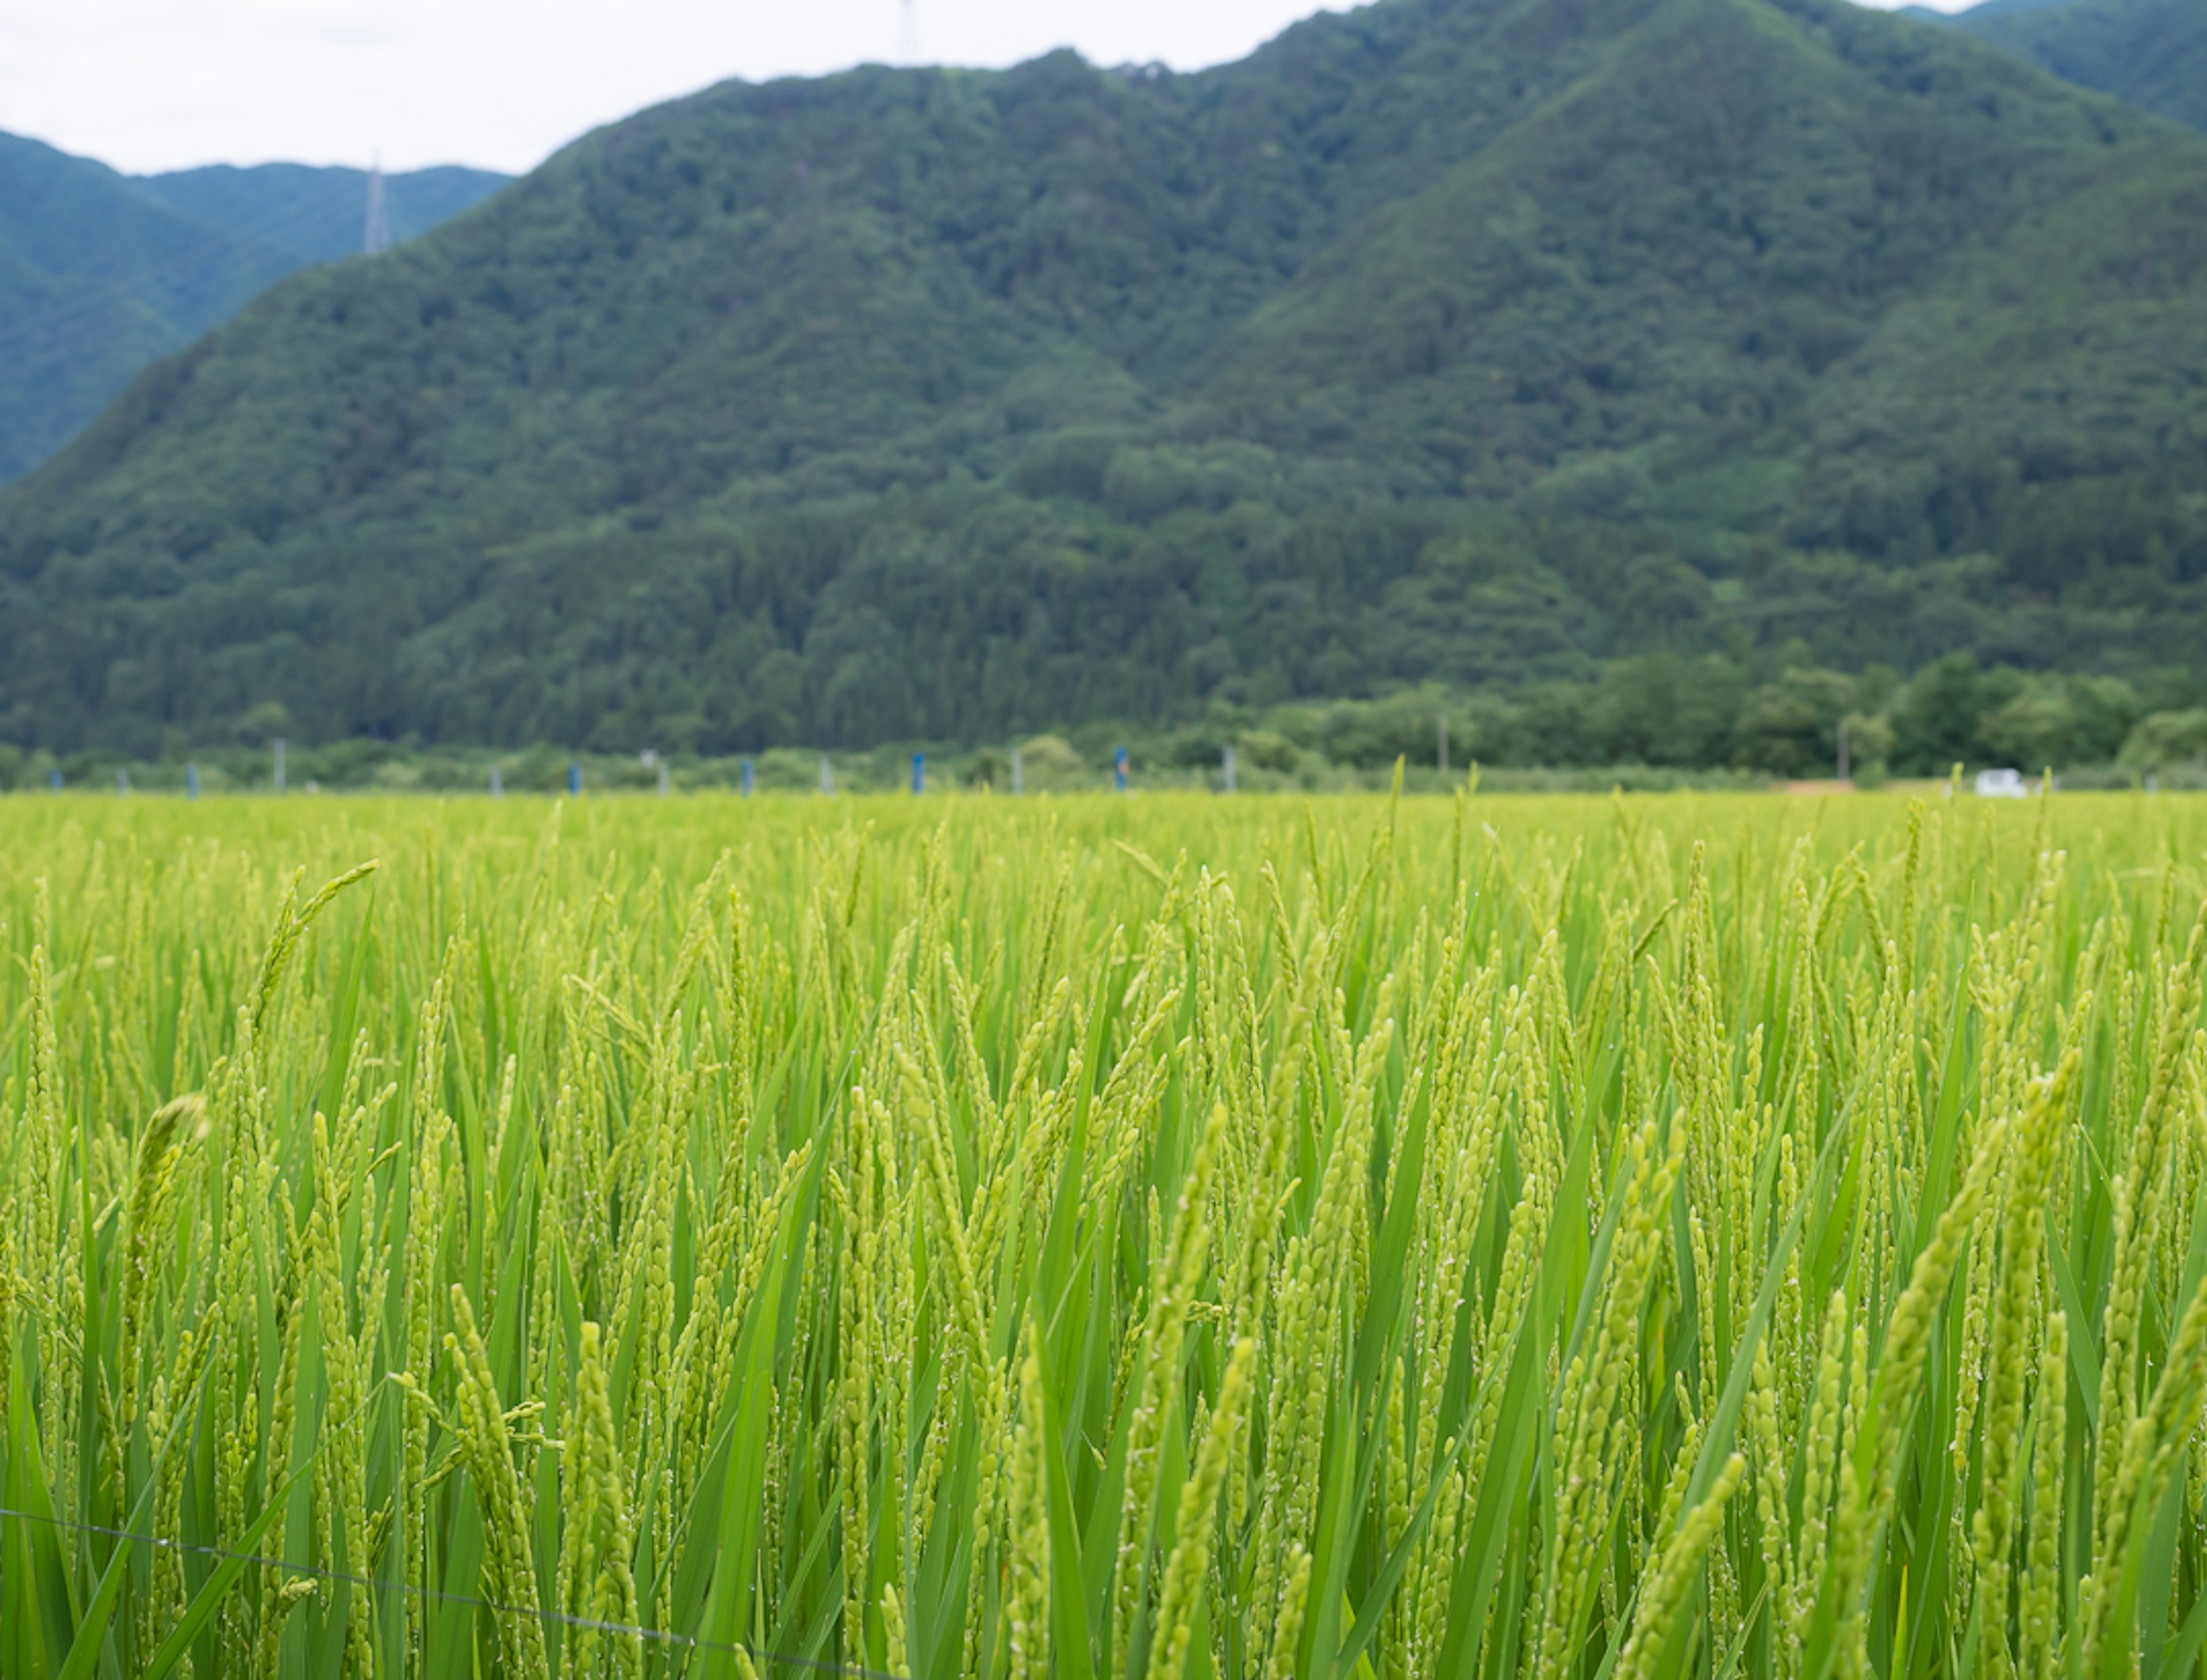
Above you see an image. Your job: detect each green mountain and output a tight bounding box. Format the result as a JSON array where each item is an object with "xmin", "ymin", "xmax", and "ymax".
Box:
[
  {"xmin": 0, "ymin": 134, "xmax": 293, "ymax": 481},
  {"xmin": 5, "ymin": 0, "xmax": 2205, "ymax": 759},
  {"xmin": 136, "ymin": 162, "xmax": 512, "ymax": 270},
  {"xmin": 0, "ymin": 139, "xmax": 507, "ymax": 481},
  {"xmin": 1933, "ymin": 0, "xmax": 2207, "ymax": 132}
]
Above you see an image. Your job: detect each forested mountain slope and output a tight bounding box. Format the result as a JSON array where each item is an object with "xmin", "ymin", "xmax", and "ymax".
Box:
[
  {"xmin": 0, "ymin": 139, "xmax": 507, "ymax": 481},
  {"xmin": 1917, "ymin": 0, "xmax": 2207, "ymax": 132},
  {"xmin": 0, "ymin": 134, "xmax": 297, "ymax": 481},
  {"xmin": 4, "ymin": 0, "xmax": 2205, "ymax": 757}
]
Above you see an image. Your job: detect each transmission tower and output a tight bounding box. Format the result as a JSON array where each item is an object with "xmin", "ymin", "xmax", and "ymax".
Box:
[
  {"xmin": 901, "ymin": 0, "xmax": 918, "ymax": 64},
  {"xmin": 363, "ymin": 155, "xmax": 393, "ymax": 256}
]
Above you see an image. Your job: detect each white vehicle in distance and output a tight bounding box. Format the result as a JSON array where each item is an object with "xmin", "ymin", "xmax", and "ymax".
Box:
[{"xmin": 1975, "ymin": 767, "xmax": 2029, "ymax": 798}]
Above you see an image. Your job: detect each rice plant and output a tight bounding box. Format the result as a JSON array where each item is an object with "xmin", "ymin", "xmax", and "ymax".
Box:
[{"xmin": 3, "ymin": 787, "xmax": 2206, "ymax": 1680}]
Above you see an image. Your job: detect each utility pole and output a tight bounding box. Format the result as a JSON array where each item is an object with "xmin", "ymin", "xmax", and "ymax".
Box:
[
  {"xmin": 364, "ymin": 155, "xmax": 393, "ymax": 256},
  {"xmin": 274, "ymin": 737, "xmax": 287, "ymax": 794},
  {"xmin": 1438, "ymin": 716, "xmax": 1449, "ymax": 775},
  {"xmin": 901, "ymin": 0, "xmax": 918, "ymax": 64},
  {"xmin": 1837, "ymin": 717, "xmax": 1851, "ymax": 783},
  {"xmin": 1223, "ymin": 742, "xmax": 1237, "ymax": 793}
]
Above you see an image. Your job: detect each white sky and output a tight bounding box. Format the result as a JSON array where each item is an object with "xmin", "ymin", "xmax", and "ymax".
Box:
[{"xmin": 2, "ymin": 0, "xmax": 1975, "ymax": 178}]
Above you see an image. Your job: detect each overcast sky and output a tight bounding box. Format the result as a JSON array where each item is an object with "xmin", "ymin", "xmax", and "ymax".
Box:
[{"xmin": 3, "ymin": 0, "xmax": 1973, "ymax": 178}]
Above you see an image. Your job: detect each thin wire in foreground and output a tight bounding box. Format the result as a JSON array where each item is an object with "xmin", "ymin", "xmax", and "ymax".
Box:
[{"xmin": 0, "ymin": 1504, "xmax": 903, "ymax": 1680}]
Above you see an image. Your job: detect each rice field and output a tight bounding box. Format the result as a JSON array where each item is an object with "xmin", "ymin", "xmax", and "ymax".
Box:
[{"xmin": 2, "ymin": 788, "xmax": 2206, "ymax": 1680}]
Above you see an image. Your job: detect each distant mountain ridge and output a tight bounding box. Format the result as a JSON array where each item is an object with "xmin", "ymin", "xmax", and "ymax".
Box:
[
  {"xmin": 136, "ymin": 163, "xmax": 513, "ymax": 271},
  {"xmin": 0, "ymin": 137, "xmax": 507, "ymax": 480},
  {"xmin": 1908, "ymin": 0, "xmax": 2206, "ymax": 130},
  {"xmin": 3, "ymin": 0, "xmax": 2205, "ymax": 757},
  {"xmin": 1900, "ymin": 0, "xmax": 2073, "ymax": 22}
]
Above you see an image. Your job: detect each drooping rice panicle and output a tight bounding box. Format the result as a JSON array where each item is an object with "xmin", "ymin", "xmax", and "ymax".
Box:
[{"xmin": 0, "ymin": 789, "xmax": 2200, "ymax": 1680}]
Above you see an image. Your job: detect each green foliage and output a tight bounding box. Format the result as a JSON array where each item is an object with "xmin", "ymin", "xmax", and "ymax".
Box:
[
  {"xmin": 1891, "ymin": 653, "xmax": 2013, "ymax": 775},
  {"xmin": 1735, "ymin": 667, "xmax": 1855, "ymax": 777},
  {"xmin": 1977, "ymin": 672, "xmax": 2139, "ymax": 769},
  {"xmin": 2118, "ymin": 706, "xmax": 2207, "ymax": 768},
  {"xmin": 26, "ymin": 652, "xmax": 2204, "ymax": 791},
  {"xmin": 1841, "ymin": 708, "xmax": 1896, "ymax": 776}
]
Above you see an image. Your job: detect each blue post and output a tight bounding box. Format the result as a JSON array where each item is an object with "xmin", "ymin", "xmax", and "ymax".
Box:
[
  {"xmin": 1115, "ymin": 745, "xmax": 1129, "ymax": 793},
  {"xmin": 117, "ymin": 769, "xmax": 130, "ymax": 795},
  {"xmin": 48, "ymin": 769, "xmax": 61, "ymax": 792},
  {"xmin": 186, "ymin": 763, "xmax": 199, "ymax": 801},
  {"xmin": 568, "ymin": 762, "xmax": 582, "ymax": 797},
  {"xmin": 741, "ymin": 758, "xmax": 755, "ymax": 798},
  {"xmin": 912, "ymin": 752, "xmax": 925, "ymax": 795}
]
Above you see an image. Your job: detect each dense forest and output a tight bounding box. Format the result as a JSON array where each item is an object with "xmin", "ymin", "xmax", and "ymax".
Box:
[
  {"xmin": 1918, "ymin": 0, "xmax": 2207, "ymax": 132},
  {"xmin": 5, "ymin": 0, "xmax": 2207, "ymax": 772},
  {"xmin": 0, "ymin": 138, "xmax": 506, "ymax": 479}
]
